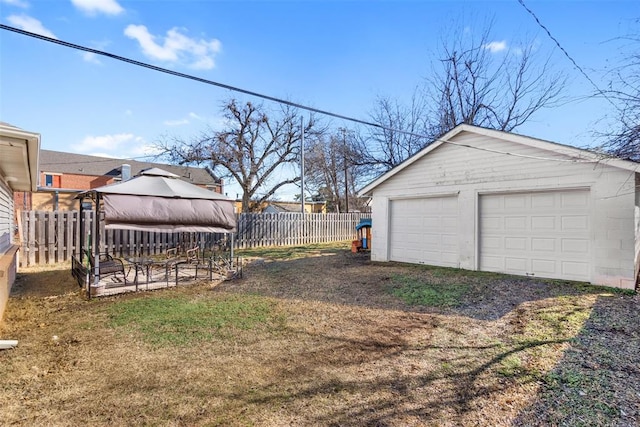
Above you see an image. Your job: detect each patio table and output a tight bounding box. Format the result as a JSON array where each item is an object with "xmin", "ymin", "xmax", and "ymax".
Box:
[{"xmin": 125, "ymin": 257, "xmax": 155, "ymax": 290}]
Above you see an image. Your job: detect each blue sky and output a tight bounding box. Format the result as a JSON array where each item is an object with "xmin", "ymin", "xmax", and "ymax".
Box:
[{"xmin": 0, "ymin": 0, "xmax": 637, "ymax": 199}]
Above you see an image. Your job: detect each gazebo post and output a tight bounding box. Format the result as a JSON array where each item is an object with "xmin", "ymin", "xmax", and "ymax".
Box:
[
  {"xmin": 79, "ymin": 194, "xmax": 85, "ymax": 265},
  {"xmin": 92, "ymin": 193, "xmax": 101, "ymax": 298},
  {"xmin": 230, "ymin": 233, "xmax": 234, "ymax": 267}
]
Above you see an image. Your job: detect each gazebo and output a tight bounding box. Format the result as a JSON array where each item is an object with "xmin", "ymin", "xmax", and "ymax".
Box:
[{"xmin": 73, "ymin": 168, "xmax": 236, "ymax": 296}]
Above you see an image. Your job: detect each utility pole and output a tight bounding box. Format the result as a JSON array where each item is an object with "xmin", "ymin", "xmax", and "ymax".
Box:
[
  {"xmin": 342, "ymin": 128, "xmax": 349, "ymax": 213},
  {"xmin": 300, "ymin": 116, "xmax": 305, "ymax": 214}
]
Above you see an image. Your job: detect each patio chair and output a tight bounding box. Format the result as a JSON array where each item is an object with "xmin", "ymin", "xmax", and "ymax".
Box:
[
  {"xmin": 174, "ymin": 247, "xmax": 212, "ymax": 282},
  {"xmin": 157, "ymin": 247, "xmax": 187, "ymax": 286},
  {"xmin": 85, "ymin": 250, "xmax": 127, "ymax": 286}
]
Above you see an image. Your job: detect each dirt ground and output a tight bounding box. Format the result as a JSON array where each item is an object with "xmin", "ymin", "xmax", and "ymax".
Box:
[{"xmin": 1, "ymin": 245, "xmax": 639, "ymax": 426}]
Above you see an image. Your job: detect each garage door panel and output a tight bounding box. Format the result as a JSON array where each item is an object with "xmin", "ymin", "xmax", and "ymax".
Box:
[
  {"xmin": 506, "ymin": 257, "xmax": 527, "ymax": 271},
  {"xmin": 505, "ymin": 216, "xmax": 527, "ymax": 230},
  {"xmin": 481, "ymin": 236, "xmax": 501, "ymax": 250},
  {"xmin": 480, "ymin": 189, "xmax": 591, "ymax": 282},
  {"xmin": 531, "ymin": 259, "xmax": 556, "ymax": 274},
  {"xmin": 441, "ymin": 233, "xmax": 457, "ymax": 247},
  {"xmin": 531, "ymin": 193, "xmax": 555, "ymax": 208},
  {"xmin": 531, "ymin": 216, "xmax": 555, "ymax": 230},
  {"xmin": 532, "ymin": 238, "xmax": 555, "ymax": 252},
  {"xmin": 562, "ymin": 216, "xmax": 588, "ymax": 230},
  {"xmin": 561, "ymin": 238, "xmax": 589, "ymax": 253},
  {"xmin": 505, "ymin": 194, "xmax": 527, "ymax": 208},
  {"xmin": 481, "ymin": 216, "xmax": 501, "ymax": 230},
  {"xmin": 441, "ymin": 251, "xmax": 459, "ymax": 264},
  {"xmin": 505, "ymin": 237, "xmax": 527, "ymax": 250},
  {"xmin": 442, "ymin": 216, "xmax": 457, "ymax": 229},
  {"xmin": 562, "ymin": 261, "xmax": 590, "ymax": 278},
  {"xmin": 389, "ymin": 196, "xmax": 459, "ymax": 267}
]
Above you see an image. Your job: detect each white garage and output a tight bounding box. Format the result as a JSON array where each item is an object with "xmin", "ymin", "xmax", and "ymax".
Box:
[
  {"xmin": 359, "ymin": 124, "xmax": 639, "ymax": 290},
  {"xmin": 389, "ymin": 196, "xmax": 459, "ymax": 267}
]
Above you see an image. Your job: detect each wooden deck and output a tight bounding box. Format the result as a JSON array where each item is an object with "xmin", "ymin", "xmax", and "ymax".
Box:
[{"xmin": 72, "ymin": 256, "xmax": 241, "ymax": 297}]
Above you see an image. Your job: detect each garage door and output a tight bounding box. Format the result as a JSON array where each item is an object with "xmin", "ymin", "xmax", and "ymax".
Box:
[
  {"xmin": 389, "ymin": 196, "xmax": 459, "ymax": 267},
  {"xmin": 479, "ymin": 189, "xmax": 591, "ymax": 282}
]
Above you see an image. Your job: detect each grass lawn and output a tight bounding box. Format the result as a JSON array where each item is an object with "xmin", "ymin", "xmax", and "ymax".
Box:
[{"xmin": 1, "ymin": 241, "xmax": 638, "ymax": 426}]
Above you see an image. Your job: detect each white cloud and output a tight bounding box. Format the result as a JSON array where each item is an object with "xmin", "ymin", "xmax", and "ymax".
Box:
[
  {"xmin": 73, "ymin": 133, "xmax": 141, "ymax": 152},
  {"xmin": 124, "ymin": 24, "xmax": 222, "ymax": 70},
  {"xmin": 1, "ymin": 0, "xmax": 30, "ymax": 9},
  {"xmin": 128, "ymin": 143, "xmax": 162, "ymax": 157},
  {"xmin": 82, "ymin": 52, "xmax": 101, "ymax": 64},
  {"xmin": 163, "ymin": 119, "xmax": 189, "ymax": 126},
  {"xmin": 483, "ymin": 40, "xmax": 507, "ymax": 54},
  {"xmin": 81, "ymin": 40, "xmax": 110, "ymax": 65},
  {"xmin": 6, "ymin": 14, "xmax": 56, "ymax": 39},
  {"xmin": 70, "ymin": 0, "xmax": 123, "ymax": 16}
]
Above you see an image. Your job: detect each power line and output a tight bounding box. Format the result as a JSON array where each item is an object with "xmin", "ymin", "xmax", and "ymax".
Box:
[
  {"xmin": 0, "ymin": 24, "xmax": 394, "ymax": 133},
  {"xmin": 516, "ymin": 0, "xmax": 620, "ymax": 112},
  {"xmin": 0, "ymin": 24, "xmax": 630, "ymax": 168}
]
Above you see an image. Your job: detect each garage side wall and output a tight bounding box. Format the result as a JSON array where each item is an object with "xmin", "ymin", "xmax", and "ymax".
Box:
[
  {"xmin": 635, "ymin": 173, "xmax": 640, "ymax": 283},
  {"xmin": 370, "ymin": 132, "xmax": 637, "ymax": 289}
]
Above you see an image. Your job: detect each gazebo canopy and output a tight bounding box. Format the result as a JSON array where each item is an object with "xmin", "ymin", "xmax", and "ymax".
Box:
[{"xmin": 82, "ymin": 168, "xmax": 236, "ymax": 233}]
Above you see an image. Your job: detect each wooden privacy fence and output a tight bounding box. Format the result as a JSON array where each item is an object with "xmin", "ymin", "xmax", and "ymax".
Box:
[{"xmin": 18, "ymin": 210, "xmax": 370, "ymax": 267}]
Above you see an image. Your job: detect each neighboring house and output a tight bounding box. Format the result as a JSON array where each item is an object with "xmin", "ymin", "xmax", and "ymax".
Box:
[
  {"xmin": 13, "ymin": 150, "xmax": 224, "ymax": 212},
  {"xmin": 359, "ymin": 124, "xmax": 640, "ymax": 290},
  {"xmin": 0, "ymin": 122, "xmax": 40, "ymax": 321}
]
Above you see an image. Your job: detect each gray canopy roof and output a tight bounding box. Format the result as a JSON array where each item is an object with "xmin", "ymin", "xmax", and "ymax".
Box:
[
  {"xmin": 92, "ymin": 168, "xmax": 229, "ymax": 200},
  {"xmin": 83, "ymin": 168, "xmax": 236, "ymax": 233}
]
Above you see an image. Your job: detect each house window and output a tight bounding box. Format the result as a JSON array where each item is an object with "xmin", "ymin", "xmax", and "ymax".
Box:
[{"xmin": 43, "ymin": 174, "xmax": 61, "ymax": 188}]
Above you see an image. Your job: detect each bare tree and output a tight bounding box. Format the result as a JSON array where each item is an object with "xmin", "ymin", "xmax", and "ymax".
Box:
[
  {"xmin": 304, "ymin": 134, "xmax": 342, "ymax": 212},
  {"xmin": 305, "ymin": 129, "xmax": 370, "ymax": 212},
  {"xmin": 599, "ymin": 25, "xmax": 640, "ymax": 161},
  {"xmin": 157, "ymin": 99, "xmax": 319, "ymax": 212},
  {"xmin": 355, "ymin": 21, "xmax": 566, "ymax": 177},
  {"xmin": 427, "ymin": 23, "xmax": 566, "ymax": 135},
  {"xmin": 356, "ymin": 91, "xmax": 432, "ymax": 172}
]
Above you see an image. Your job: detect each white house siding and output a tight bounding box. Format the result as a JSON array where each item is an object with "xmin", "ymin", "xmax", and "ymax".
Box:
[
  {"xmin": 0, "ymin": 179, "xmax": 16, "ymax": 322},
  {"xmin": 370, "ymin": 131, "xmax": 638, "ymax": 289},
  {"xmin": 635, "ymin": 174, "xmax": 640, "ymax": 281},
  {"xmin": 0, "ymin": 179, "xmax": 12, "ymax": 254}
]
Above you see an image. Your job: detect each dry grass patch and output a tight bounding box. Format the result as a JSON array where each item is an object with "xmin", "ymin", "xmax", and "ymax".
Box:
[{"xmin": 1, "ymin": 242, "xmax": 638, "ymax": 426}]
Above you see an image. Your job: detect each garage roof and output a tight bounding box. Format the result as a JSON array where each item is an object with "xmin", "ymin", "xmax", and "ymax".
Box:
[{"xmin": 359, "ymin": 124, "xmax": 639, "ymax": 196}]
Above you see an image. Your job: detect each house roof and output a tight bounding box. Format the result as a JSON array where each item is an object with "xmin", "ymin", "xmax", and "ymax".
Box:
[
  {"xmin": 0, "ymin": 122, "xmax": 40, "ymax": 192},
  {"xmin": 264, "ymin": 203, "xmax": 302, "ymax": 213},
  {"xmin": 359, "ymin": 124, "xmax": 640, "ymax": 196},
  {"xmin": 39, "ymin": 149, "xmax": 220, "ymax": 186}
]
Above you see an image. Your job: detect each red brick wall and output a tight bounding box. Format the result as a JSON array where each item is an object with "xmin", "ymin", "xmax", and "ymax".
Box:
[
  {"xmin": 40, "ymin": 172, "xmax": 114, "ymax": 190},
  {"xmin": 13, "ymin": 191, "xmax": 31, "ymax": 212}
]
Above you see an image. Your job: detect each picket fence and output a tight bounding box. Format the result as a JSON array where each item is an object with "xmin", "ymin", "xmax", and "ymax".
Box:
[{"xmin": 17, "ymin": 210, "xmax": 370, "ymax": 267}]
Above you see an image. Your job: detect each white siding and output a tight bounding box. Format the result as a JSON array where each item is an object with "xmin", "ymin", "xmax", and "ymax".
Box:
[
  {"xmin": 635, "ymin": 174, "xmax": 640, "ymax": 280},
  {"xmin": 370, "ymin": 131, "xmax": 638, "ymax": 289},
  {"xmin": 0, "ymin": 180, "xmax": 13, "ymax": 254}
]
